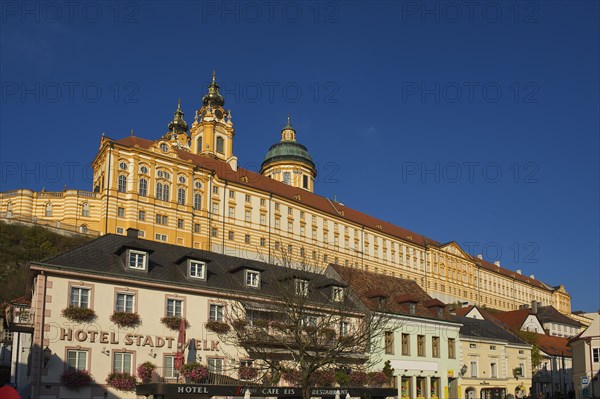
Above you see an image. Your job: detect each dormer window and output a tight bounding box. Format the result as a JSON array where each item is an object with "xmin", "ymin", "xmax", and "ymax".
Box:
[
  {"xmin": 245, "ymin": 270, "xmax": 261, "ymax": 288},
  {"xmin": 409, "ymin": 302, "xmax": 416, "ymax": 315},
  {"xmin": 437, "ymin": 307, "xmax": 444, "ymax": 318},
  {"xmin": 128, "ymin": 250, "xmax": 147, "ymax": 270},
  {"xmin": 295, "ymin": 279, "xmax": 309, "ymax": 296},
  {"xmin": 189, "ymin": 260, "xmax": 206, "ymax": 280},
  {"xmin": 332, "ymin": 286, "xmax": 344, "ymax": 302}
]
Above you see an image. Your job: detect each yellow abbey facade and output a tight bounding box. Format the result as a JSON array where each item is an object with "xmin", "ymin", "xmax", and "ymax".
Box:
[{"xmin": 0, "ymin": 73, "xmax": 572, "ymax": 315}]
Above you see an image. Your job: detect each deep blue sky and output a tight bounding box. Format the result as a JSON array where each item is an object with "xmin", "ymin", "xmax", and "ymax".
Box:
[{"xmin": 1, "ymin": 1, "xmax": 598, "ymax": 311}]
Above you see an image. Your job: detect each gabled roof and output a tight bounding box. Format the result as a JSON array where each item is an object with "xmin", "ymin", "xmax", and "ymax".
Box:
[
  {"xmin": 32, "ymin": 234, "xmax": 359, "ymax": 311},
  {"xmin": 537, "ymin": 306, "xmax": 581, "ymax": 327},
  {"xmin": 484, "ymin": 308, "xmax": 537, "ymax": 330},
  {"xmin": 454, "ymin": 315, "xmax": 527, "ymax": 345},
  {"xmin": 327, "ymin": 264, "xmax": 458, "ymax": 323},
  {"xmin": 535, "ymin": 333, "xmax": 572, "ymax": 357}
]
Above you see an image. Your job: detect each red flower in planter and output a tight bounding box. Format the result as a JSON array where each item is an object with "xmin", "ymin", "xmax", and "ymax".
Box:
[
  {"xmin": 106, "ymin": 372, "xmax": 137, "ymax": 391},
  {"xmin": 61, "ymin": 306, "xmax": 96, "ymax": 323},
  {"xmin": 60, "ymin": 370, "xmax": 93, "ymax": 389},
  {"xmin": 205, "ymin": 320, "xmax": 231, "ymax": 334},
  {"xmin": 161, "ymin": 316, "xmax": 190, "ymax": 330},
  {"xmin": 137, "ymin": 361, "xmax": 157, "ymax": 384},
  {"xmin": 110, "ymin": 311, "xmax": 141, "ymax": 328}
]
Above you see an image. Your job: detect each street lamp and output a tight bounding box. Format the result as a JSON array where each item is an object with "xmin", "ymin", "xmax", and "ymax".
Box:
[{"xmin": 43, "ymin": 346, "xmax": 52, "ymax": 368}]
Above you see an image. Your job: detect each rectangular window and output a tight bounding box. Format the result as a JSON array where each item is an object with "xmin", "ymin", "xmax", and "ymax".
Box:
[
  {"xmin": 491, "ymin": 362, "xmax": 498, "ymax": 378},
  {"xmin": 155, "ymin": 233, "xmax": 167, "ymax": 241},
  {"xmin": 212, "ymin": 203, "xmax": 219, "ymax": 214},
  {"xmin": 211, "ymin": 227, "xmax": 218, "ymax": 237},
  {"xmin": 162, "ymin": 215, "xmax": 167, "ymax": 225},
  {"xmin": 177, "ymin": 219, "xmax": 184, "ymax": 229},
  {"xmin": 189, "ymin": 260, "xmax": 206, "ymax": 279},
  {"xmin": 246, "ymin": 270, "xmax": 260, "ymax": 288},
  {"xmin": 209, "ymin": 304, "xmax": 224, "ymax": 321},
  {"xmin": 303, "ymin": 175, "xmax": 308, "ymax": 189},
  {"xmin": 228, "ymin": 231, "xmax": 234, "ymax": 240},
  {"xmin": 245, "ymin": 210, "xmax": 251, "ymax": 222},
  {"xmin": 295, "ymin": 279, "xmax": 309, "ymax": 296},
  {"xmin": 70, "ymin": 287, "xmax": 90, "ymax": 308},
  {"xmin": 432, "ymin": 336, "xmax": 440, "ymax": 358},
  {"xmin": 417, "ymin": 335, "xmax": 425, "ymax": 357},
  {"xmin": 470, "ymin": 361, "xmax": 478, "ymax": 378},
  {"xmin": 113, "ymin": 352, "xmax": 133, "ymax": 373},
  {"xmin": 340, "ymin": 321, "xmax": 349, "ymax": 337},
  {"xmin": 260, "ymin": 238, "xmax": 266, "ymax": 247},
  {"xmin": 116, "ymin": 293, "xmax": 135, "ymax": 313},
  {"xmin": 448, "ymin": 338, "xmax": 456, "ymax": 358},
  {"xmin": 208, "ymin": 358, "xmax": 223, "ymax": 374},
  {"xmin": 245, "ymin": 234, "xmax": 251, "ymax": 244},
  {"xmin": 117, "ymin": 207, "xmax": 124, "ymax": 218},
  {"xmin": 194, "ymin": 223, "xmax": 200, "ymax": 233},
  {"xmin": 283, "ymin": 172, "xmax": 291, "ymax": 185},
  {"xmin": 138, "ymin": 210, "xmax": 145, "ymax": 221},
  {"xmin": 593, "ymin": 348, "xmax": 600, "ymax": 363},
  {"xmin": 229, "ymin": 190, "xmax": 235, "ymax": 199},
  {"xmin": 519, "ymin": 363, "xmax": 525, "ymax": 377},
  {"xmin": 260, "ymin": 214, "xmax": 266, "ymax": 225},
  {"xmin": 166, "ymin": 298, "xmax": 183, "ymax": 317},
  {"xmin": 385, "ymin": 332, "xmax": 394, "ymax": 354},
  {"xmin": 245, "ymin": 194, "xmax": 251, "ymax": 203},
  {"xmin": 67, "ymin": 349, "xmax": 88, "ymax": 371},
  {"xmin": 128, "ymin": 250, "xmax": 146, "ymax": 270},
  {"xmin": 402, "ymin": 334, "xmax": 410, "ymax": 356},
  {"xmin": 213, "ymin": 186, "xmax": 219, "ymax": 194},
  {"xmin": 288, "ymin": 222, "xmax": 293, "ymax": 232},
  {"xmin": 332, "ymin": 286, "xmax": 344, "ymax": 302},
  {"xmin": 229, "ymin": 207, "xmax": 235, "ymax": 218},
  {"xmin": 275, "ymin": 218, "xmax": 280, "ymax": 229},
  {"xmin": 164, "ymin": 355, "xmax": 176, "ymax": 378},
  {"xmin": 260, "ymin": 198, "xmax": 266, "ymax": 206}
]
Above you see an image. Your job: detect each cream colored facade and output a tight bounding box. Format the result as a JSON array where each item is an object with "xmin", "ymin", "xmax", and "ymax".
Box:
[
  {"xmin": 0, "ymin": 75, "xmax": 572, "ymax": 316},
  {"xmin": 460, "ymin": 335, "xmax": 532, "ymax": 399}
]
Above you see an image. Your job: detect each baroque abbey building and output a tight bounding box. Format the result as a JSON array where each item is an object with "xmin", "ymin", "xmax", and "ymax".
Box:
[{"xmin": 0, "ymin": 73, "xmax": 572, "ymax": 315}]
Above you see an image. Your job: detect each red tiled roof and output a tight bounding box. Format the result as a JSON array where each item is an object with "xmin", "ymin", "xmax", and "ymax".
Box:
[
  {"xmin": 112, "ymin": 136, "xmax": 553, "ymax": 293},
  {"xmin": 535, "ymin": 333, "xmax": 572, "ymax": 357},
  {"xmin": 454, "ymin": 305, "xmax": 475, "ymax": 317},
  {"xmin": 485, "ymin": 308, "xmax": 533, "ymax": 330},
  {"xmin": 329, "ymin": 264, "xmax": 454, "ymax": 321},
  {"xmin": 114, "ymin": 136, "xmax": 437, "ymax": 247},
  {"xmin": 423, "ymin": 298, "xmax": 446, "ymax": 308}
]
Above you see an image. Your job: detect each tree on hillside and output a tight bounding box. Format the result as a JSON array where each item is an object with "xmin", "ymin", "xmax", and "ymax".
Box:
[
  {"xmin": 0, "ymin": 222, "xmax": 92, "ymax": 303},
  {"xmin": 208, "ymin": 248, "xmax": 396, "ymax": 399}
]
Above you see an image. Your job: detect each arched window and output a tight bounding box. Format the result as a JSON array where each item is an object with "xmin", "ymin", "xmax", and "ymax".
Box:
[
  {"xmin": 80, "ymin": 224, "xmax": 88, "ymax": 233},
  {"xmin": 197, "ymin": 136, "xmax": 203, "ymax": 153},
  {"xmin": 163, "ymin": 184, "xmax": 170, "ymax": 201},
  {"xmin": 177, "ymin": 188, "xmax": 186, "ymax": 205},
  {"xmin": 81, "ymin": 203, "xmax": 90, "ymax": 217},
  {"xmin": 216, "ymin": 136, "xmax": 224, "ymax": 154},
  {"xmin": 45, "ymin": 203, "xmax": 53, "ymax": 217},
  {"xmin": 156, "ymin": 182, "xmax": 163, "ymax": 200},
  {"xmin": 6, "ymin": 202, "xmax": 13, "ymax": 218},
  {"xmin": 139, "ymin": 178, "xmax": 148, "ymax": 197},
  {"xmin": 194, "ymin": 193, "xmax": 202, "ymax": 210},
  {"xmin": 118, "ymin": 175, "xmax": 127, "ymax": 193}
]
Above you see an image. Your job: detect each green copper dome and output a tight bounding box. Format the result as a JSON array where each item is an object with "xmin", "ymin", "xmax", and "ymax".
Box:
[{"xmin": 261, "ymin": 141, "xmax": 315, "ymax": 171}]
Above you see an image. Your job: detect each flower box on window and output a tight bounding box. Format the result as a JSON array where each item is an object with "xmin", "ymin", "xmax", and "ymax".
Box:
[
  {"xmin": 137, "ymin": 361, "xmax": 157, "ymax": 384},
  {"xmin": 205, "ymin": 320, "xmax": 231, "ymax": 334},
  {"xmin": 180, "ymin": 362, "xmax": 208, "ymax": 383},
  {"xmin": 61, "ymin": 306, "xmax": 96, "ymax": 323},
  {"xmin": 60, "ymin": 370, "xmax": 93, "ymax": 390},
  {"xmin": 110, "ymin": 311, "xmax": 141, "ymax": 328},
  {"xmin": 238, "ymin": 365, "xmax": 258, "ymax": 381},
  {"xmin": 106, "ymin": 372, "xmax": 137, "ymax": 391},
  {"xmin": 160, "ymin": 316, "xmax": 189, "ymax": 331}
]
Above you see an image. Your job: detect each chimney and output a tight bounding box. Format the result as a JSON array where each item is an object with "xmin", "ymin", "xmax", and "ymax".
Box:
[
  {"xmin": 531, "ymin": 300, "xmax": 538, "ymax": 314},
  {"xmin": 516, "ymin": 269, "xmax": 522, "ymax": 275},
  {"xmin": 126, "ymin": 228, "xmax": 140, "ymax": 239},
  {"xmin": 529, "ymin": 274, "xmax": 535, "ymax": 280},
  {"xmin": 477, "ymin": 254, "xmax": 483, "ymax": 260},
  {"xmin": 494, "ymin": 260, "xmax": 501, "ymax": 267}
]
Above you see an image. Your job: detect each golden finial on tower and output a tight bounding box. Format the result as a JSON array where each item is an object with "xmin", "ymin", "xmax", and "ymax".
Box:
[{"xmin": 212, "ymin": 70, "xmax": 216, "ymax": 83}]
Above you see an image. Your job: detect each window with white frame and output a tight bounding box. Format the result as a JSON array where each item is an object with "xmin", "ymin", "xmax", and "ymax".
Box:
[
  {"xmin": 340, "ymin": 321, "xmax": 349, "ymax": 336},
  {"xmin": 209, "ymin": 304, "xmax": 224, "ymax": 321},
  {"xmin": 128, "ymin": 250, "xmax": 147, "ymax": 270},
  {"xmin": 189, "ymin": 260, "xmax": 206, "ymax": 279},
  {"xmin": 593, "ymin": 348, "xmax": 599, "ymax": 363},
  {"xmin": 67, "ymin": 349, "xmax": 88, "ymax": 371},
  {"xmin": 164, "ymin": 355, "xmax": 176, "ymax": 378},
  {"xmin": 116, "ymin": 293, "xmax": 135, "ymax": 313},
  {"xmin": 332, "ymin": 286, "xmax": 344, "ymax": 302},
  {"xmin": 491, "ymin": 362, "xmax": 498, "ymax": 378},
  {"xmin": 208, "ymin": 358, "xmax": 223, "ymax": 374},
  {"xmin": 70, "ymin": 287, "xmax": 90, "ymax": 308},
  {"xmin": 166, "ymin": 298, "xmax": 183, "ymax": 317},
  {"xmin": 470, "ymin": 361, "xmax": 478, "ymax": 377},
  {"xmin": 113, "ymin": 352, "xmax": 133, "ymax": 373},
  {"xmin": 295, "ymin": 279, "xmax": 309, "ymax": 296},
  {"xmin": 118, "ymin": 175, "xmax": 127, "ymax": 193},
  {"xmin": 245, "ymin": 270, "xmax": 260, "ymax": 288}
]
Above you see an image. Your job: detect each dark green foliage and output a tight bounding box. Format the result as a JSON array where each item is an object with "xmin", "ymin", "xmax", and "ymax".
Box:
[{"xmin": 0, "ymin": 222, "xmax": 92, "ymax": 303}]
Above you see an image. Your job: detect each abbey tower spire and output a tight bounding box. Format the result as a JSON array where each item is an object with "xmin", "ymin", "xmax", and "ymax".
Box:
[
  {"xmin": 260, "ymin": 115, "xmax": 316, "ymax": 192},
  {"xmin": 191, "ymin": 71, "xmax": 237, "ymax": 170}
]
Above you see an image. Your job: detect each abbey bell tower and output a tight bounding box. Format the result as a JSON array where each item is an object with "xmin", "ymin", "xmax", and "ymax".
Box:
[{"xmin": 191, "ymin": 72, "xmax": 237, "ymax": 169}]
